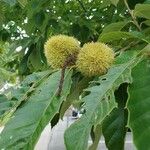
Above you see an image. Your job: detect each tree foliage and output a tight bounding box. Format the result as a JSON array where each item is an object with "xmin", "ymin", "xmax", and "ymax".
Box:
[{"xmin": 0, "ymin": 0, "xmax": 150, "ymax": 150}]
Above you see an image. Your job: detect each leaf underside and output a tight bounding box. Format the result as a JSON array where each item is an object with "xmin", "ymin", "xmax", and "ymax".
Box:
[
  {"xmin": 64, "ymin": 54, "xmax": 140, "ymax": 150},
  {"xmin": 0, "ymin": 70, "xmax": 72, "ymax": 150}
]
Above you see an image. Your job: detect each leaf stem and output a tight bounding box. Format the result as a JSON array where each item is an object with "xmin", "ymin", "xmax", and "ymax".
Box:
[
  {"xmin": 56, "ymin": 66, "xmax": 66, "ymax": 97},
  {"xmin": 56, "ymin": 53, "xmax": 77, "ymax": 97},
  {"xmin": 124, "ymin": 0, "xmax": 141, "ymax": 31},
  {"xmin": 115, "ymin": 40, "xmax": 140, "ymax": 56},
  {"xmin": 120, "ymin": 41, "xmax": 140, "ymax": 52}
]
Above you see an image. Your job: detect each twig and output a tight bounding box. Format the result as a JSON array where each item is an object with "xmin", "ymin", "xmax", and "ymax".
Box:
[
  {"xmin": 56, "ymin": 53, "xmax": 77, "ymax": 97},
  {"xmin": 115, "ymin": 40, "xmax": 140, "ymax": 56},
  {"xmin": 120, "ymin": 40, "xmax": 140, "ymax": 52},
  {"xmin": 56, "ymin": 66, "xmax": 66, "ymax": 97},
  {"xmin": 124, "ymin": 0, "xmax": 141, "ymax": 31}
]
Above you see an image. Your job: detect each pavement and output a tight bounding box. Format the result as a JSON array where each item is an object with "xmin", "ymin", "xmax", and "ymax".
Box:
[{"xmin": 35, "ymin": 116, "xmax": 136, "ymax": 150}]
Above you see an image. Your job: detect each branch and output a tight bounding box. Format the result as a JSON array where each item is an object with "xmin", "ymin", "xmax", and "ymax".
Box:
[
  {"xmin": 124, "ymin": 0, "xmax": 141, "ymax": 31},
  {"xmin": 56, "ymin": 53, "xmax": 77, "ymax": 97},
  {"xmin": 120, "ymin": 41, "xmax": 140, "ymax": 52},
  {"xmin": 115, "ymin": 41, "xmax": 140, "ymax": 56},
  {"xmin": 56, "ymin": 66, "xmax": 66, "ymax": 97}
]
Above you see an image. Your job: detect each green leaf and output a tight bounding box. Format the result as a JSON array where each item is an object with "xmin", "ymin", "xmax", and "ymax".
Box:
[
  {"xmin": 64, "ymin": 55, "xmax": 140, "ymax": 150},
  {"xmin": 110, "ymin": 0, "xmax": 120, "ymax": 6},
  {"xmin": 99, "ymin": 31, "xmax": 133, "ymax": 43},
  {"xmin": 134, "ymin": 4, "xmax": 150, "ymax": 19},
  {"xmin": 0, "ymin": 94, "xmax": 11, "ymax": 122},
  {"xmin": 51, "ymin": 113, "xmax": 60, "ymax": 128},
  {"xmin": 0, "ymin": 70, "xmax": 52, "ymax": 126},
  {"xmin": 144, "ymin": 0, "xmax": 150, "ymax": 4},
  {"xmin": 0, "ymin": 94, "xmax": 17, "ymax": 126},
  {"xmin": 19, "ymin": 45, "xmax": 33, "ymax": 75},
  {"xmin": 28, "ymin": 48, "xmax": 45, "ymax": 71},
  {"xmin": 2, "ymin": 0, "xmax": 16, "ymax": 6},
  {"xmin": 0, "ymin": 68, "xmax": 15, "ymax": 83},
  {"xmin": 0, "ymin": 69, "xmax": 72, "ymax": 149},
  {"xmin": 99, "ymin": 0, "xmax": 111, "ymax": 9},
  {"xmin": 0, "ymin": 1, "xmax": 7, "ymax": 26},
  {"xmin": 60, "ymin": 76, "xmax": 91, "ymax": 119},
  {"xmin": 17, "ymin": 0, "xmax": 27, "ymax": 7},
  {"xmin": 115, "ymin": 50, "xmax": 140, "ymax": 64},
  {"xmin": 102, "ymin": 83, "xmax": 128, "ymax": 150},
  {"xmin": 142, "ymin": 20, "xmax": 150, "ymax": 26},
  {"xmin": 0, "ymin": 94, "xmax": 8, "ymax": 103},
  {"xmin": 21, "ymin": 70, "xmax": 52, "ymax": 86},
  {"xmin": 127, "ymin": 58, "xmax": 150, "ymax": 150},
  {"xmin": 99, "ymin": 31, "xmax": 149, "ymax": 43},
  {"xmin": 141, "ymin": 44, "xmax": 150, "ymax": 54},
  {"xmin": 34, "ymin": 11, "xmax": 45, "ymax": 27},
  {"xmin": 89, "ymin": 124, "xmax": 101, "ymax": 150},
  {"xmin": 100, "ymin": 21, "xmax": 129, "ymax": 35}
]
